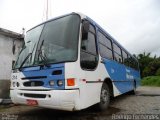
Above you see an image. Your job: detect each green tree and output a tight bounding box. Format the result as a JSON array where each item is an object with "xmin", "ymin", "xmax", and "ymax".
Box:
[
  {"xmin": 148, "ymin": 58, "xmax": 160, "ymax": 76},
  {"xmin": 137, "ymin": 52, "xmax": 154, "ymax": 77},
  {"xmin": 156, "ymin": 68, "xmax": 160, "ymax": 76}
]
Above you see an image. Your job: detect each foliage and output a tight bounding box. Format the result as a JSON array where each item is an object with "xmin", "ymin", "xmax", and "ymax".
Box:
[
  {"xmin": 135, "ymin": 52, "xmax": 160, "ymax": 77},
  {"xmin": 156, "ymin": 68, "xmax": 160, "ymax": 76},
  {"xmin": 141, "ymin": 76, "xmax": 160, "ymax": 87}
]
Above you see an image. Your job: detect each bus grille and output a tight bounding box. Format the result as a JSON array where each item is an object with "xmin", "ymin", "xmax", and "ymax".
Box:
[
  {"xmin": 21, "ymin": 76, "xmax": 47, "ymax": 80},
  {"xmin": 23, "ymin": 81, "xmax": 44, "ymax": 87},
  {"xmin": 24, "ymin": 93, "xmax": 46, "ymax": 98}
]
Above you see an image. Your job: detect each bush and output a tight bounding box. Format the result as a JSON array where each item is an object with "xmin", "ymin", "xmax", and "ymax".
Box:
[
  {"xmin": 156, "ymin": 68, "xmax": 160, "ymax": 76},
  {"xmin": 141, "ymin": 76, "xmax": 160, "ymax": 87},
  {"xmin": 142, "ymin": 66, "xmax": 152, "ymax": 77}
]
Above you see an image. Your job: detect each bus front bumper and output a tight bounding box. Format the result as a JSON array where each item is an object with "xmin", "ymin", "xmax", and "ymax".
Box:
[{"xmin": 10, "ymin": 89, "xmax": 80, "ymax": 111}]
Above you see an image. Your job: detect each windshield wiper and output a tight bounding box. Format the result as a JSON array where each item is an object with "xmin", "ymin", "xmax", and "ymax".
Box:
[
  {"xmin": 18, "ymin": 43, "xmax": 36, "ymax": 71},
  {"xmin": 19, "ymin": 53, "xmax": 32, "ymax": 71},
  {"xmin": 38, "ymin": 40, "xmax": 50, "ymax": 67}
]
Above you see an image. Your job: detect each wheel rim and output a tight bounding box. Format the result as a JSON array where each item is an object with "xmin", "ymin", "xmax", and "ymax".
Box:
[{"xmin": 101, "ymin": 88, "xmax": 109, "ymax": 104}]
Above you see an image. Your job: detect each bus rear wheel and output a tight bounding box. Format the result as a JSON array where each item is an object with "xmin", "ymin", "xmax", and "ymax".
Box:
[
  {"xmin": 97, "ymin": 83, "xmax": 110, "ymax": 111},
  {"xmin": 130, "ymin": 80, "xmax": 136, "ymax": 95}
]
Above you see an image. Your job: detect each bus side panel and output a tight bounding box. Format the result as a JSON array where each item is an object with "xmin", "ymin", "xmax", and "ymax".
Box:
[
  {"xmin": 103, "ymin": 58, "xmax": 135, "ymax": 95},
  {"xmin": 130, "ymin": 68, "xmax": 141, "ymax": 88}
]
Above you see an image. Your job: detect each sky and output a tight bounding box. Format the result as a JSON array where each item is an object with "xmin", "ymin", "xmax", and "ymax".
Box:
[{"xmin": 0, "ymin": 0, "xmax": 160, "ymax": 57}]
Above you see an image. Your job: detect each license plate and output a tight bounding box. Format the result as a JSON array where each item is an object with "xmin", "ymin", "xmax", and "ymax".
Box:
[{"xmin": 27, "ymin": 99, "xmax": 38, "ymax": 106}]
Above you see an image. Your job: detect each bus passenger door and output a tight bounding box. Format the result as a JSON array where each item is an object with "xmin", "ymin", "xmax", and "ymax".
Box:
[
  {"xmin": 80, "ymin": 20, "xmax": 98, "ymax": 71},
  {"xmin": 79, "ymin": 20, "xmax": 101, "ymax": 108}
]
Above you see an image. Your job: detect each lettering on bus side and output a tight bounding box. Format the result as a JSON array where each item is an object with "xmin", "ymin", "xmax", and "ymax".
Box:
[{"xmin": 126, "ymin": 69, "xmax": 134, "ymax": 79}]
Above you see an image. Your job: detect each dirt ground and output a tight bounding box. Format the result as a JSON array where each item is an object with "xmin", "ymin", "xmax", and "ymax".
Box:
[{"xmin": 0, "ymin": 86, "xmax": 160, "ymax": 120}]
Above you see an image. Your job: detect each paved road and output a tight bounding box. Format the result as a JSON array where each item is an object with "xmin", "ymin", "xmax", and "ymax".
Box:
[{"xmin": 0, "ymin": 86, "xmax": 160, "ymax": 120}]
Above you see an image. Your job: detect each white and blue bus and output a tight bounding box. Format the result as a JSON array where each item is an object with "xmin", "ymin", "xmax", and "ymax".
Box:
[{"xmin": 10, "ymin": 12, "xmax": 140, "ymax": 111}]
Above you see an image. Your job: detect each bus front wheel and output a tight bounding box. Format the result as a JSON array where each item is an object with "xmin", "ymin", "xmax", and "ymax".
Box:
[{"xmin": 97, "ymin": 82, "xmax": 110, "ymax": 111}]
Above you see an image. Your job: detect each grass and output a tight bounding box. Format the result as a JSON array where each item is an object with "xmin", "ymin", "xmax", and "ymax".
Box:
[{"xmin": 141, "ymin": 76, "xmax": 160, "ymax": 87}]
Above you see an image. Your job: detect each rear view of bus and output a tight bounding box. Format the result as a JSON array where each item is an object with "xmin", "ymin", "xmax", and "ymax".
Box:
[{"xmin": 10, "ymin": 13, "xmax": 140, "ymax": 111}]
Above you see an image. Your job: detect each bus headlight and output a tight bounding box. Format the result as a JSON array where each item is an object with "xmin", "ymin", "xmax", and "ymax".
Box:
[
  {"xmin": 13, "ymin": 82, "xmax": 16, "ymax": 87},
  {"xmin": 49, "ymin": 80, "xmax": 55, "ymax": 86},
  {"xmin": 16, "ymin": 82, "xmax": 20, "ymax": 87},
  {"xmin": 57, "ymin": 80, "xmax": 63, "ymax": 86}
]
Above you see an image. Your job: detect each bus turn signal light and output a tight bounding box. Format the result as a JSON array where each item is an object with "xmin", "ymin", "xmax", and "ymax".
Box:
[{"xmin": 67, "ymin": 78, "xmax": 75, "ymax": 86}]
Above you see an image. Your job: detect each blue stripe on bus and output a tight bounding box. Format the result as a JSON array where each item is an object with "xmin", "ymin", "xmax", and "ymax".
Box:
[
  {"xmin": 103, "ymin": 58, "xmax": 140, "ymax": 94},
  {"xmin": 21, "ymin": 63, "xmax": 65, "ymax": 89}
]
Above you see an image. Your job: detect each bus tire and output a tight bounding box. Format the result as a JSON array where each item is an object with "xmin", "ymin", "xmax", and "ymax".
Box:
[
  {"xmin": 97, "ymin": 82, "xmax": 110, "ymax": 111},
  {"xmin": 130, "ymin": 80, "xmax": 136, "ymax": 95}
]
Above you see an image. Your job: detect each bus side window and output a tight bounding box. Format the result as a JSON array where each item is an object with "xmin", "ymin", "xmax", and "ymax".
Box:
[
  {"xmin": 122, "ymin": 51, "xmax": 129, "ymax": 66},
  {"xmin": 113, "ymin": 43, "xmax": 122, "ymax": 63},
  {"xmin": 80, "ymin": 21, "xmax": 98, "ymax": 70},
  {"xmin": 98, "ymin": 31, "xmax": 113, "ymax": 60}
]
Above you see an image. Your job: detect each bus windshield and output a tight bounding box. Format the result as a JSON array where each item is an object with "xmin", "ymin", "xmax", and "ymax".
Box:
[{"xmin": 14, "ymin": 14, "xmax": 80, "ymax": 69}]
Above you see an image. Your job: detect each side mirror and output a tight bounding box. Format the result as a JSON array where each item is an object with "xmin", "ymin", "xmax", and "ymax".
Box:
[{"xmin": 82, "ymin": 21, "xmax": 89, "ymax": 40}]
